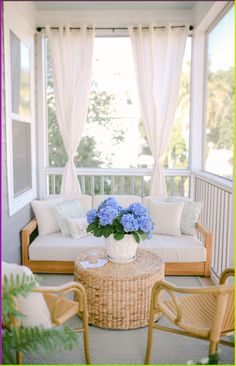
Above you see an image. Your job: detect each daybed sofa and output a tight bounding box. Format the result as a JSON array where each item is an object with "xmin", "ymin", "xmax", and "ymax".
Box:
[{"xmin": 21, "ymin": 195, "xmax": 212, "ymax": 276}]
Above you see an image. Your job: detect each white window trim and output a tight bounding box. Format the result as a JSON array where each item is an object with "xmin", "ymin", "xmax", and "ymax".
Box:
[
  {"xmin": 38, "ymin": 32, "xmax": 192, "ymax": 197},
  {"xmin": 202, "ymin": 2, "xmax": 234, "ymax": 181},
  {"xmin": 4, "ymin": 5, "xmax": 37, "ymax": 216}
]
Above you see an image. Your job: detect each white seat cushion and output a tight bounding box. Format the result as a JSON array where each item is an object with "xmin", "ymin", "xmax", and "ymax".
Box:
[
  {"xmin": 140, "ymin": 235, "xmax": 206, "ymax": 262},
  {"xmin": 29, "ymin": 233, "xmax": 205, "ymax": 263},
  {"xmin": 29, "ymin": 233, "xmax": 105, "ymax": 261}
]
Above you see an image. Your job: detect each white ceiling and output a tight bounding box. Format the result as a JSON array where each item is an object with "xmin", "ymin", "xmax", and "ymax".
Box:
[{"xmin": 34, "ymin": 1, "xmax": 196, "ymax": 11}]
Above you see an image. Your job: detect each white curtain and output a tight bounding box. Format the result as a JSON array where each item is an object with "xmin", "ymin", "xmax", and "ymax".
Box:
[
  {"xmin": 129, "ymin": 25, "xmax": 188, "ymax": 196},
  {"xmin": 46, "ymin": 25, "xmax": 95, "ymax": 196}
]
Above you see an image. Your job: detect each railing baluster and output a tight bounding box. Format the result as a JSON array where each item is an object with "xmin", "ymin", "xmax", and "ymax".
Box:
[
  {"xmin": 221, "ymin": 191, "xmax": 227, "ymax": 271},
  {"xmin": 52, "ymin": 175, "xmax": 55, "ymax": 195},
  {"xmin": 216, "ymin": 188, "xmax": 221, "ymax": 276},
  {"xmin": 226, "ymin": 193, "xmax": 231, "ymax": 268},
  {"xmin": 170, "ymin": 176, "xmax": 174, "ymax": 196},
  {"xmin": 81, "ymin": 176, "xmax": 85, "ymax": 194},
  {"xmin": 91, "ymin": 176, "xmax": 94, "ymax": 197},
  {"xmin": 111, "ymin": 176, "xmax": 115, "ymax": 195},
  {"xmin": 100, "ymin": 176, "xmax": 104, "ymax": 194},
  {"xmin": 121, "ymin": 176, "xmax": 125, "ymax": 194},
  {"xmin": 180, "ymin": 176, "xmax": 184, "ymax": 196},
  {"xmin": 218, "ymin": 189, "xmax": 224, "ymax": 275},
  {"xmin": 141, "ymin": 176, "xmax": 144, "ymax": 197},
  {"xmin": 131, "ymin": 176, "xmax": 135, "ymax": 195}
]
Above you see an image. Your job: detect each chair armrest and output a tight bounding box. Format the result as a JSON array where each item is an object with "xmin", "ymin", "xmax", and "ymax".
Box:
[
  {"xmin": 196, "ymin": 222, "xmax": 211, "ymax": 237},
  {"xmin": 34, "ymin": 281, "xmax": 85, "ymax": 294},
  {"xmin": 196, "ymin": 222, "xmax": 212, "ymax": 276},
  {"xmin": 153, "ymin": 279, "xmax": 225, "ymax": 297},
  {"xmin": 21, "ymin": 218, "xmax": 38, "ymax": 265},
  {"xmin": 34, "ymin": 281, "xmax": 87, "ymax": 321},
  {"xmin": 219, "ymin": 268, "xmax": 235, "ymax": 285}
]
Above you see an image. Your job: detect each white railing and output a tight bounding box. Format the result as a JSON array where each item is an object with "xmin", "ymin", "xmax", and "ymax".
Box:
[
  {"xmin": 193, "ymin": 171, "xmax": 233, "ymax": 279},
  {"xmin": 44, "ymin": 168, "xmax": 191, "ymax": 197}
]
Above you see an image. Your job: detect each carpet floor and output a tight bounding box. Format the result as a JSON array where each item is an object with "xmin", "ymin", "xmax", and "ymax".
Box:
[{"xmin": 23, "ymin": 274, "xmax": 234, "ymax": 365}]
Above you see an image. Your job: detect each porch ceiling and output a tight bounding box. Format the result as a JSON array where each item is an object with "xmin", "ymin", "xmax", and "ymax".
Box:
[{"xmin": 33, "ymin": 1, "xmax": 195, "ymax": 11}]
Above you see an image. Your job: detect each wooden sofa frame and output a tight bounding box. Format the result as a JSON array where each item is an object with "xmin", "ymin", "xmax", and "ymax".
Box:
[{"xmin": 21, "ymin": 218, "xmax": 212, "ymax": 277}]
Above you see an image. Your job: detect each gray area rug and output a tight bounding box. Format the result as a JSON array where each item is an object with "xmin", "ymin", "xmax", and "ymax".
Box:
[{"xmin": 23, "ymin": 274, "xmax": 234, "ymax": 365}]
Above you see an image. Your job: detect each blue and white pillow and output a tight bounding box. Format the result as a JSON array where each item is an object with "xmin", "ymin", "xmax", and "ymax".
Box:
[
  {"xmin": 54, "ymin": 200, "xmax": 84, "ymax": 236},
  {"xmin": 168, "ymin": 197, "xmax": 202, "ymax": 236}
]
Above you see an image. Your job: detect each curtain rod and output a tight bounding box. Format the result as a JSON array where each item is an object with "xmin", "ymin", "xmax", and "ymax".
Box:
[{"xmin": 36, "ymin": 25, "xmax": 194, "ymax": 32}]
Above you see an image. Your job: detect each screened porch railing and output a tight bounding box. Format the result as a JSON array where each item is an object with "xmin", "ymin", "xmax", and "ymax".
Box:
[
  {"xmin": 193, "ymin": 172, "xmax": 233, "ymax": 279},
  {"xmin": 43, "ymin": 168, "xmax": 191, "ymax": 197}
]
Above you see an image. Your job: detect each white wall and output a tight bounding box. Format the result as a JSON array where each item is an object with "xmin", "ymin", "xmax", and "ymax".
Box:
[{"xmin": 2, "ymin": 1, "xmax": 37, "ymax": 263}]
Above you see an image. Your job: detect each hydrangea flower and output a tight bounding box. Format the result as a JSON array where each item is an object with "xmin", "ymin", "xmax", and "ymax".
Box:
[
  {"xmin": 120, "ymin": 214, "xmax": 139, "ymax": 232},
  {"xmin": 98, "ymin": 197, "xmax": 120, "ymax": 210},
  {"xmin": 97, "ymin": 206, "xmax": 119, "ymax": 226},
  {"xmin": 118, "ymin": 206, "xmax": 127, "ymax": 214},
  {"xmin": 137, "ymin": 215, "xmax": 153, "ymax": 233},
  {"xmin": 87, "ymin": 209, "xmax": 97, "ymax": 224},
  {"xmin": 129, "ymin": 202, "xmax": 148, "ymax": 217},
  {"xmin": 86, "ymin": 197, "xmax": 153, "ymax": 243}
]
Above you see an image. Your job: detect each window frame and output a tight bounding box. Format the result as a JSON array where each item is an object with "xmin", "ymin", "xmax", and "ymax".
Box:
[
  {"xmin": 4, "ymin": 7, "xmax": 37, "ymax": 216},
  {"xmin": 43, "ymin": 32, "xmax": 192, "ymax": 172},
  {"xmin": 202, "ymin": 3, "xmax": 234, "ymax": 181}
]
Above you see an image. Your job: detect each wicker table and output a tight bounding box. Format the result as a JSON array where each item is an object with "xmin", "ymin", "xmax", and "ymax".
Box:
[{"xmin": 74, "ymin": 248, "xmax": 164, "ymax": 329}]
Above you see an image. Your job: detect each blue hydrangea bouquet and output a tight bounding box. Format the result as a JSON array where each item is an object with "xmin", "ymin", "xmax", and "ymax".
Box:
[{"xmin": 86, "ymin": 197, "xmax": 153, "ymax": 244}]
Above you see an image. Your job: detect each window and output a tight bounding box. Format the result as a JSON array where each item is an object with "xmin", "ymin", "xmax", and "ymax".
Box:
[
  {"xmin": 46, "ymin": 36, "xmax": 191, "ymax": 170},
  {"xmin": 204, "ymin": 6, "xmax": 234, "ymax": 179},
  {"xmin": 4, "ymin": 13, "xmax": 36, "ymax": 215}
]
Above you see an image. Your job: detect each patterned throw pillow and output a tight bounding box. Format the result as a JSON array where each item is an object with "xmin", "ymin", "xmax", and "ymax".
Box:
[
  {"xmin": 67, "ymin": 217, "xmax": 88, "ymax": 239},
  {"xmin": 180, "ymin": 200, "xmax": 203, "ymax": 235},
  {"xmin": 168, "ymin": 197, "xmax": 202, "ymax": 236},
  {"xmin": 54, "ymin": 200, "xmax": 84, "ymax": 236}
]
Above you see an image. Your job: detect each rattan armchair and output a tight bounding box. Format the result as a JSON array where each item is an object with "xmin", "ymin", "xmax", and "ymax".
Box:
[
  {"xmin": 13, "ymin": 281, "xmax": 91, "ymax": 365},
  {"xmin": 145, "ymin": 268, "xmax": 235, "ymax": 364}
]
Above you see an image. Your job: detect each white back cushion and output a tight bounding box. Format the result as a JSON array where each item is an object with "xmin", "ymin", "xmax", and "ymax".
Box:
[
  {"xmin": 148, "ymin": 199, "xmax": 184, "ymax": 236},
  {"xmin": 143, "ymin": 195, "xmax": 167, "ymax": 208},
  {"xmin": 2, "ymin": 262, "xmax": 51, "ymax": 328},
  {"xmin": 93, "ymin": 195, "xmax": 142, "ymax": 209},
  {"xmin": 31, "ymin": 197, "xmax": 63, "ymax": 235}
]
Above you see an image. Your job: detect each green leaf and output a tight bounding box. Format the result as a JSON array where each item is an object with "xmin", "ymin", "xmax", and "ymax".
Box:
[
  {"xmin": 2, "ymin": 274, "xmax": 38, "ymax": 323},
  {"xmin": 94, "ymin": 227, "xmax": 103, "ymax": 237},
  {"xmin": 2, "ymin": 325, "xmax": 77, "ymax": 364},
  {"xmin": 114, "ymin": 232, "xmax": 125, "ymax": 240},
  {"xmin": 140, "ymin": 232, "xmax": 146, "ymax": 240},
  {"xmin": 102, "ymin": 226, "xmax": 114, "ymax": 238},
  {"xmin": 86, "ymin": 222, "xmax": 97, "ymax": 232},
  {"xmin": 132, "ymin": 232, "xmax": 140, "ymax": 244},
  {"xmin": 114, "ymin": 222, "xmax": 124, "ymax": 233}
]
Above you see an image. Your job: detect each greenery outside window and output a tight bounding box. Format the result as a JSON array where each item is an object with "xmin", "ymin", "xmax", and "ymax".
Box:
[
  {"xmin": 204, "ymin": 6, "xmax": 234, "ymax": 180},
  {"xmin": 46, "ymin": 36, "xmax": 191, "ymax": 171}
]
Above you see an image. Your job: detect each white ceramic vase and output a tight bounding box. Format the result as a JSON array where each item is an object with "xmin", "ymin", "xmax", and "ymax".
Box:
[{"xmin": 105, "ymin": 234, "xmax": 138, "ymax": 263}]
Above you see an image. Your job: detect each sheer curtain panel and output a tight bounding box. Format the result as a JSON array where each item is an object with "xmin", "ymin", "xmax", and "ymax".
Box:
[
  {"xmin": 129, "ymin": 25, "xmax": 188, "ymax": 195},
  {"xmin": 46, "ymin": 25, "xmax": 95, "ymax": 196}
]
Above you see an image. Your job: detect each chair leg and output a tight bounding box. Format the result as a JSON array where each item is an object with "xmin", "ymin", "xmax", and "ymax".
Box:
[
  {"xmin": 16, "ymin": 351, "xmax": 23, "ymax": 364},
  {"xmin": 209, "ymin": 341, "xmax": 218, "ymax": 355},
  {"xmin": 145, "ymin": 309, "xmax": 156, "ymax": 364},
  {"xmin": 82, "ymin": 311, "xmax": 91, "ymax": 364}
]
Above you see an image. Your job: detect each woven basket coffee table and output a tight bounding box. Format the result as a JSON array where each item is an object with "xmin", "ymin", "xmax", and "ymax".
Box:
[{"xmin": 74, "ymin": 248, "xmax": 164, "ymax": 329}]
